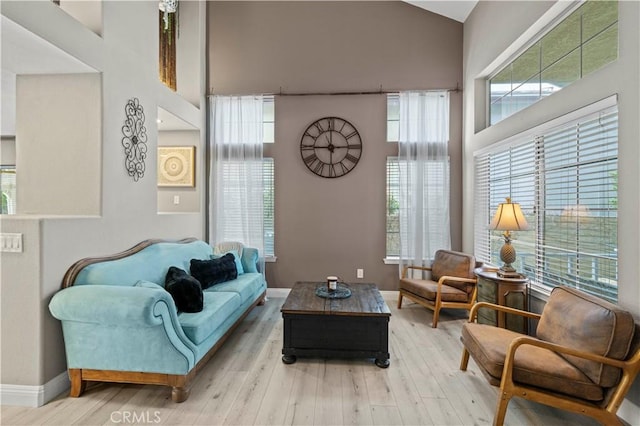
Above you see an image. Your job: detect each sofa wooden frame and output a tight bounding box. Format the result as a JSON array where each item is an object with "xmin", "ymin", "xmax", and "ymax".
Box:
[
  {"xmin": 460, "ymin": 302, "xmax": 640, "ymax": 426},
  {"xmin": 60, "ymin": 238, "xmax": 266, "ymax": 403},
  {"xmin": 398, "ymin": 264, "xmax": 478, "ymax": 328}
]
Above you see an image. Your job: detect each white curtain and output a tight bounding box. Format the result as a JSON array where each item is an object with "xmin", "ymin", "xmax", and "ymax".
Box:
[
  {"xmin": 209, "ymin": 95, "xmax": 264, "ymax": 271},
  {"xmin": 398, "ymin": 91, "xmax": 451, "ymax": 277}
]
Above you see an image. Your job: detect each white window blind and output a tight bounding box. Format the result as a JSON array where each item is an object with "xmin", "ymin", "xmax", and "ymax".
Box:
[
  {"xmin": 386, "ymin": 158, "xmax": 400, "ymax": 257},
  {"xmin": 475, "ymin": 105, "xmax": 618, "ymax": 301},
  {"xmin": 263, "ymin": 158, "xmax": 275, "ymax": 256}
]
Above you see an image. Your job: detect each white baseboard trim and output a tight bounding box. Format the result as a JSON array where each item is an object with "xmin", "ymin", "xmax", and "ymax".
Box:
[{"xmin": 0, "ymin": 371, "xmax": 69, "ymax": 407}]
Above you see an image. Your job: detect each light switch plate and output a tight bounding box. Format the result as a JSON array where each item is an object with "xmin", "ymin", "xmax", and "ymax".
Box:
[{"xmin": 1, "ymin": 233, "xmax": 23, "ymax": 252}]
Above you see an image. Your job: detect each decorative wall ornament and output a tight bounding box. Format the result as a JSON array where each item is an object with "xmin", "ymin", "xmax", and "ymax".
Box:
[
  {"xmin": 159, "ymin": 7, "xmax": 177, "ymax": 91},
  {"xmin": 158, "ymin": 146, "xmax": 195, "ymax": 187},
  {"xmin": 121, "ymin": 98, "xmax": 148, "ymax": 182}
]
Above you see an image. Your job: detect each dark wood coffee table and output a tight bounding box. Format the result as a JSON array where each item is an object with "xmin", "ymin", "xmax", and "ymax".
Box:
[{"xmin": 281, "ymin": 282, "xmax": 391, "ymax": 368}]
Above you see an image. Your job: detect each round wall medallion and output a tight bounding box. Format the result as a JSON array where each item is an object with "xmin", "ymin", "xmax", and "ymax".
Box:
[
  {"xmin": 160, "ymin": 152, "xmax": 188, "ymax": 182},
  {"xmin": 300, "ymin": 116, "xmax": 362, "ymax": 178}
]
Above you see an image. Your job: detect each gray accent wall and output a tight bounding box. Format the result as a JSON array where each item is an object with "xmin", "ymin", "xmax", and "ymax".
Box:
[{"xmin": 208, "ymin": 1, "xmax": 463, "ymax": 289}]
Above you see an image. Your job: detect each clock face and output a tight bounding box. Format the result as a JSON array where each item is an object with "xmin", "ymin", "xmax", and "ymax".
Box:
[{"xmin": 300, "ymin": 117, "xmax": 362, "ymax": 178}]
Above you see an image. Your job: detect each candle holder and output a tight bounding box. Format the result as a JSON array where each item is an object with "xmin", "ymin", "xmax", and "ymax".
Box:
[{"xmin": 327, "ymin": 276, "xmax": 338, "ymax": 292}]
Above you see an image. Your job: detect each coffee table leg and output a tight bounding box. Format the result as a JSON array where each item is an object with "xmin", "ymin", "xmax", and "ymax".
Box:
[
  {"xmin": 282, "ymin": 355, "xmax": 297, "ymax": 364},
  {"xmin": 375, "ymin": 358, "xmax": 390, "ymax": 368}
]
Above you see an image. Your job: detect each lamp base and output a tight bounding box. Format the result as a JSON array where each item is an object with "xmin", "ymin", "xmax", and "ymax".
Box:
[{"xmin": 497, "ymin": 269, "xmax": 523, "ymax": 278}]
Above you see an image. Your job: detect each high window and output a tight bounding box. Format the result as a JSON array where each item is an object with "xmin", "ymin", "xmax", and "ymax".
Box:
[
  {"xmin": 475, "ymin": 98, "xmax": 618, "ymax": 301},
  {"xmin": 489, "ymin": 0, "xmax": 618, "ymax": 125},
  {"xmin": 0, "ymin": 167, "xmax": 16, "ymax": 214},
  {"xmin": 387, "ymin": 94, "xmax": 400, "ymax": 142},
  {"xmin": 263, "ymin": 96, "xmax": 275, "ymax": 143}
]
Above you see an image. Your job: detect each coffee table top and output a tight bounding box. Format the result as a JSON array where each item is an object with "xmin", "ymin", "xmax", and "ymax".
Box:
[{"xmin": 281, "ymin": 282, "xmax": 391, "ymax": 317}]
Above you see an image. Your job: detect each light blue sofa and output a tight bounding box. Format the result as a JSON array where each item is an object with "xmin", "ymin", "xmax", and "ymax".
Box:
[{"xmin": 49, "ymin": 238, "xmax": 267, "ymax": 402}]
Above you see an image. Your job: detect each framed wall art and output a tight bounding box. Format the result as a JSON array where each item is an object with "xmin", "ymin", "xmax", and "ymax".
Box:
[{"xmin": 157, "ymin": 146, "xmax": 195, "ymax": 187}]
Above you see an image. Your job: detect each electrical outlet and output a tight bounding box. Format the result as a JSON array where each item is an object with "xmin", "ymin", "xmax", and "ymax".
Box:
[
  {"xmin": 357, "ymin": 268, "xmax": 364, "ymax": 279},
  {"xmin": 173, "ymin": 195, "xmax": 180, "ymax": 205}
]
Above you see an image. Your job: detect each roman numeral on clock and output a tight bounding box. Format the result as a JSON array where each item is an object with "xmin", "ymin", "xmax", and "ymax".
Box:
[{"xmin": 345, "ymin": 153, "xmax": 359, "ymax": 164}]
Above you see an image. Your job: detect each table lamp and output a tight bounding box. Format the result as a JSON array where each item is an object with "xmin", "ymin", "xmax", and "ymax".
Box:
[{"xmin": 490, "ymin": 197, "xmax": 529, "ymax": 277}]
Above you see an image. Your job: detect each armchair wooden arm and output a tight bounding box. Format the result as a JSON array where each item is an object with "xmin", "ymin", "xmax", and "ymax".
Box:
[
  {"xmin": 468, "ymin": 301, "xmax": 541, "ymax": 323},
  {"xmin": 401, "ymin": 265, "xmax": 432, "ymax": 279},
  {"xmin": 496, "ymin": 335, "xmax": 640, "ymax": 426}
]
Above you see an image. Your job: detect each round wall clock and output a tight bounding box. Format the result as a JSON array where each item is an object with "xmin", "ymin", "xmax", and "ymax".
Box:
[{"xmin": 300, "ymin": 117, "xmax": 362, "ymax": 178}]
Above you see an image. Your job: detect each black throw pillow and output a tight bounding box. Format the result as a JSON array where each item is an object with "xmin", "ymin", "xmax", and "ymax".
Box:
[
  {"xmin": 165, "ymin": 266, "xmax": 203, "ymax": 313},
  {"xmin": 190, "ymin": 253, "xmax": 237, "ymax": 289}
]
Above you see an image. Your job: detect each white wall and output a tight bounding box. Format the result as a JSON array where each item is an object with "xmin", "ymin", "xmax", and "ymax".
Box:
[
  {"xmin": 462, "ymin": 1, "xmax": 640, "ymax": 421},
  {"xmin": 0, "ymin": 0, "xmax": 207, "ymax": 402},
  {"xmin": 16, "ymin": 73, "xmax": 101, "ymax": 216}
]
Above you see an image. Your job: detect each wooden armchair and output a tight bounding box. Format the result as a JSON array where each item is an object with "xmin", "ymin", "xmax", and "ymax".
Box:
[
  {"xmin": 397, "ymin": 250, "xmax": 479, "ymax": 328},
  {"xmin": 460, "ymin": 286, "xmax": 640, "ymax": 426}
]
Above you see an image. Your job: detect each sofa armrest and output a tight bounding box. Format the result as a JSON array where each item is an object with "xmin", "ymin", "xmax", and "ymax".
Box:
[
  {"xmin": 49, "ymin": 285, "xmax": 176, "ymax": 327},
  {"xmin": 241, "ymin": 247, "xmax": 261, "ymax": 273},
  {"xmin": 49, "ymin": 285, "xmax": 198, "ymax": 372},
  {"xmin": 468, "ymin": 301, "xmax": 542, "ymax": 323}
]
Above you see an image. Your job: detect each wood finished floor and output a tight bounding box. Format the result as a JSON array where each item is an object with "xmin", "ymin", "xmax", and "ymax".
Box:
[{"xmin": 1, "ymin": 291, "xmax": 601, "ymax": 426}]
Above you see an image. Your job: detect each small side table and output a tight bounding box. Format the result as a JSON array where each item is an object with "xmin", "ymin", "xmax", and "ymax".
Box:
[{"xmin": 474, "ymin": 268, "xmax": 529, "ymax": 334}]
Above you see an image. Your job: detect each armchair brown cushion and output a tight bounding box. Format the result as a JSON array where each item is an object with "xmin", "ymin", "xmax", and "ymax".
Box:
[
  {"xmin": 536, "ymin": 286, "xmax": 635, "ymax": 387},
  {"xmin": 400, "ymin": 278, "xmax": 468, "ymax": 302}
]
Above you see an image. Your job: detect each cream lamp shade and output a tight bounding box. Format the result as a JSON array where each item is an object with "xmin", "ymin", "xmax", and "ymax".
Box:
[
  {"xmin": 490, "ymin": 197, "xmax": 529, "ymax": 277},
  {"xmin": 490, "ymin": 197, "xmax": 530, "ymax": 231}
]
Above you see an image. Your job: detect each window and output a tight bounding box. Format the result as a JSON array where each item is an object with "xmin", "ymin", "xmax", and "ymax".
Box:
[
  {"xmin": 0, "ymin": 167, "xmax": 16, "ymax": 214},
  {"xmin": 386, "ymin": 158, "xmax": 400, "ymax": 257},
  {"xmin": 263, "ymin": 158, "xmax": 275, "ymax": 257},
  {"xmin": 489, "ymin": 0, "xmax": 618, "ymax": 125},
  {"xmin": 386, "ymin": 156, "xmax": 450, "ymax": 259},
  {"xmin": 386, "ymin": 93, "xmax": 399, "ymax": 142},
  {"xmin": 263, "ymin": 96, "xmax": 275, "ymax": 143},
  {"xmin": 475, "ymin": 100, "xmax": 618, "ymax": 301},
  {"xmin": 263, "ymin": 98, "xmax": 275, "ymax": 257}
]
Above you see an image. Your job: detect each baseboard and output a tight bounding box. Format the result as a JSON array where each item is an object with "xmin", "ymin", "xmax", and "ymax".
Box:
[{"xmin": 0, "ymin": 371, "xmax": 69, "ymax": 407}]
